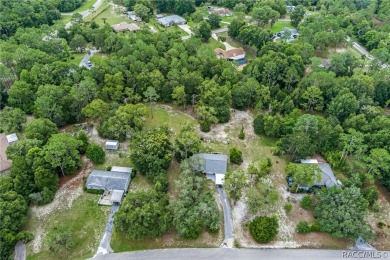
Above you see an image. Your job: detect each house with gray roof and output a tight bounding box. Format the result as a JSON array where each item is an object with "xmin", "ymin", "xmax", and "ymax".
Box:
[
  {"xmin": 193, "ymin": 153, "xmax": 228, "ymax": 175},
  {"xmin": 300, "ymin": 159, "xmax": 340, "ymax": 188},
  {"xmin": 157, "ymin": 15, "xmax": 186, "ymax": 27},
  {"xmin": 86, "ymin": 169, "xmax": 131, "ymax": 191}
]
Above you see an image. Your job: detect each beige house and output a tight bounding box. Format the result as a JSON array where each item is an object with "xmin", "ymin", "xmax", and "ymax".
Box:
[
  {"xmin": 112, "ymin": 22, "xmax": 141, "ymax": 33},
  {"xmin": 214, "ymin": 48, "xmax": 246, "ymax": 64}
]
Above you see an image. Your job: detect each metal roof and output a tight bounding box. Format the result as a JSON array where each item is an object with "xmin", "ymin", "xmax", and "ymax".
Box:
[
  {"xmin": 105, "ymin": 140, "xmax": 119, "ymax": 146},
  {"xmin": 193, "ymin": 153, "xmax": 228, "ymax": 174},
  {"xmin": 6, "ymin": 133, "xmax": 18, "ymax": 143},
  {"xmin": 111, "ymin": 166, "xmax": 132, "ymax": 173},
  {"xmin": 86, "ymin": 170, "xmax": 131, "ymax": 191},
  {"xmin": 300, "ymin": 159, "xmax": 318, "ymax": 164}
]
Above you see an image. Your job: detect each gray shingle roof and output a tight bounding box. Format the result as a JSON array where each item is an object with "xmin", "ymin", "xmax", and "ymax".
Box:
[
  {"xmin": 86, "ymin": 170, "xmax": 131, "ymax": 191},
  {"xmin": 193, "ymin": 153, "xmax": 228, "ymax": 174},
  {"xmin": 316, "ymin": 163, "xmax": 338, "ymax": 187},
  {"xmin": 157, "ymin": 15, "xmax": 186, "ymax": 27}
]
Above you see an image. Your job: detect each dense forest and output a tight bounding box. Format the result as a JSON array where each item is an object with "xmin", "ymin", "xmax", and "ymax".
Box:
[{"xmin": 0, "ymin": 0, "xmax": 390, "ymax": 258}]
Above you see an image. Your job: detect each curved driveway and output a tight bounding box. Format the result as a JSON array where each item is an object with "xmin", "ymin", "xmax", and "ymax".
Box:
[{"xmin": 93, "ymin": 248, "xmax": 350, "ymax": 260}]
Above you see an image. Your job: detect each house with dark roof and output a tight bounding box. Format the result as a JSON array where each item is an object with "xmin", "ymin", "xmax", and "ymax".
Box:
[
  {"xmin": 193, "ymin": 153, "xmax": 228, "ymax": 174},
  {"xmin": 157, "ymin": 15, "xmax": 186, "ymax": 27},
  {"xmin": 193, "ymin": 153, "xmax": 228, "ymax": 186},
  {"xmin": 300, "ymin": 159, "xmax": 340, "ymax": 188},
  {"xmin": 214, "ymin": 48, "xmax": 246, "ymax": 64},
  {"xmin": 86, "ymin": 168, "xmax": 131, "ymax": 191}
]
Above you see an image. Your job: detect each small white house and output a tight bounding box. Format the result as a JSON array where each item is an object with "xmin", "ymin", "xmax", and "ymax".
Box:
[
  {"xmin": 6, "ymin": 133, "xmax": 18, "ymax": 145},
  {"xmin": 105, "ymin": 140, "xmax": 119, "ymax": 150}
]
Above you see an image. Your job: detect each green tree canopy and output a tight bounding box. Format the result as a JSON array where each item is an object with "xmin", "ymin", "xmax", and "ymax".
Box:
[
  {"xmin": 115, "ymin": 190, "xmax": 172, "ymax": 239},
  {"xmin": 314, "ymin": 186, "xmax": 372, "ymax": 240},
  {"xmin": 25, "ymin": 118, "xmax": 58, "ymax": 144}
]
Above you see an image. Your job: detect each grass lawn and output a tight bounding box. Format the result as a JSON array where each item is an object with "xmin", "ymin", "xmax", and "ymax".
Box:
[
  {"xmin": 204, "ymin": 38, "xmax": 225, "ymax": 50},
  {"xmin": 68, "ymin": 52, "xmax": 85, "ymax": 66},
  {"xmin": 92, "ymin": 5, "xmax": 130, "ymax": 25},
  {"xmin": 27, "ymin": 193, "xmax": 109, "ymax": 260},
  {"xmin": 59, "ymin": 14, "xmax": 73, "ymax": 24},
  {"xmin": 75, "ymin": 0, "xmax": 98, "ymax": 13},
  {"xmin": 221, "ymin": 15, "xmax": 235, "ymax": 23},
  {"xmin": 270, "ymin": 21, "xmax": 293, "ymax": 34},
  {"xmin": 84, "ymin": 0, "xmax": 109, "ymax": 22},
  {"xmin": 144, "ymin": 105, "xmax": 195, "ymax": 134},
  {"xmin": 89, "ymin": 53, "xmax": 109, "ymax": 66}
]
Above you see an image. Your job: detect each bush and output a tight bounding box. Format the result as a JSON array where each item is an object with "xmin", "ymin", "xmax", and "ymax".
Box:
[
  {"xmin": 377, "ymin": 222, "xmax": 386, "ymax": 229},
  {"xmin": 229, "ymin": 147, "xmax": 243, "ymax": 164},
  {"xmin": 219, "ymin": 35, "xmax": 226, "ymax": 42},
  {"xmin": 200, "ymin": 120, "xmax": 211, "ymax": 132},
  {"xmin": 249, "ymin": 216, "xmax": 278, "ymax": 243},
  {"xmin": 371, "ymin": 202, "xmax": 380, "ymax": 212},
  {"xmin": 86, "ymin": 143, "xmax": 105, "ymax": 164},
  {"xmin": 300, "ymin": 195, "xmax": 312, "ymax": 209},
  {"xmin": 296, "ymin": 221, "xmax": 311, "ymax": 234},
  {"xmin": 310, "ymin": 222, "xmax": 321, "ymax": 232},
  {"xmin": 362, "ymin": 187, "xmax": 378, "ymax": 208},
  {"xmin": 284, "ymin": 203, "xmax": 293, "ymax": 213},
  {"xmin": 238, "ymin": 126, "xmax": 245, "ymax": 140},
  {"xmin": 47, "ymin": 224, "xmax": 74, "ymax": 253}
]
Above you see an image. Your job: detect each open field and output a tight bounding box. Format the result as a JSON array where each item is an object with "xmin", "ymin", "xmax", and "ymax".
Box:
[
  {"xmin": 92, "ymin": 5, "xmax": 129, "ymax": 25},
  {"xmin": 27, "ymin": 192, "xmax": 109, "ymax": 260}
]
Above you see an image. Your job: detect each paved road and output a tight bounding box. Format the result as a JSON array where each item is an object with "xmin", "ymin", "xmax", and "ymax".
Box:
[
  {"xmin": 80, "ymin": 49, "xmax": 98, "ymax": 69},
  {"xmin": 94, "ymin": 204, "xmax": 120, "ymax": 257},
  {"xmin": 14, "ymin": 241, "xmax": 26, "ymax": 260},
  {"xmin": 212, "ymin": 27, "xmax": 228, "ymax": 35},
  {"xmin": 93, "ymin": 248, "xmax": 355, "ymax": 260},
  {"xmin": 217, "ymin": 187, "xmax": 233, "ymax": 247},
  {"xmin": 64, "ymin": 0, "xmax": 104, "ymax": 29}
]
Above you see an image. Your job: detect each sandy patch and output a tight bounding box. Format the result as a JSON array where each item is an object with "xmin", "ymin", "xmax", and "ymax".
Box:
[{"xmin": 29, "ymin": 157, "xmax": 93, "ymax": 253}]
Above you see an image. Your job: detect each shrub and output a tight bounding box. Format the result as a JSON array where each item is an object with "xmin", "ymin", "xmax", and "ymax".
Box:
[
  {"xmin": 200, "ymin": 120, "xmax": 211, "ymax": 132},
  {"xmin": 229, "ymin": 147, "xmax": 243, "ymax": 164},
  {"xmin": 296, "ymin": 221, "xmax": 311, "ymax": 234},
  {"xmin": 300, "ymin": 195, "xmax": 312, "ymax": 209},
  {"xmin": 47, "ymin": 224, "xmax": 74, "ymax": 253},
  {"xmin": 238, "ymin": 126, "xmax": 245, "ymax": 140},
  {"xmin": 86, "ymin": 143, "xmax": 105, "ymax": 164},
  {"xmin": 310, "ymin": 222, "xmax": 321, "ymax": 232},
  {"xmin": 219, "ymin": 36, "xmax": 226, "ymax": 42},
  {"xmin": 284, "ymin": 203, "xmax": 293, "ymax": 213},
  {"xmin": 249, "ymin": 216, "xmax": 278, "ymax": 243},
  {"xmin": 106, "ymin": 165, "xmax": 112, "ymax": 171},
  {"xmin": 362, "ymin": 187, "xmax": 378, "ymax": 208},
  {"xmin": 377, "ymin": 222, "xmax": 386, "ymax": 229},
  {"xmin": 371, "ymin": 202, "xmax": 380, "ymax": 212}
]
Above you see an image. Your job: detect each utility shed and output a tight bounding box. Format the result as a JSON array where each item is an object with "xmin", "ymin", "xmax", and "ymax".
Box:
[
  {"xmin": 105, "ymin": 140, "xmax": 119, "ymax": 150},
  {"xmin": 111, "ymin": 166, "xmax": 132, "ymax": 173},
  {"xmin": 6, "ymin": 133, "xmax": 18, "ymax": 145},
  {"xmin": 86, "ymin": 170, "xmax": 131, "ymax": 191},
  {"xmin": 193, "ymin": 153, "xmax": 228, "ymax": 174}
]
